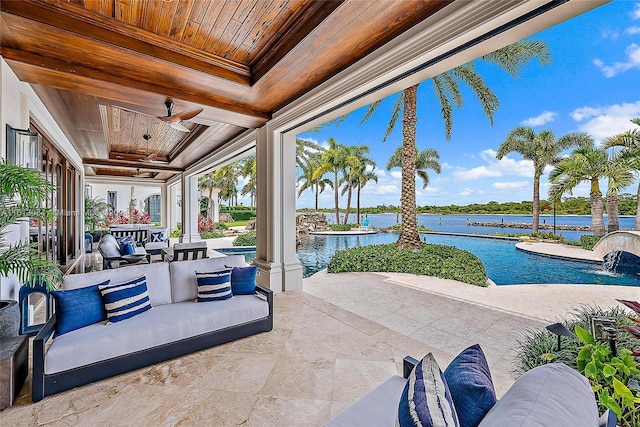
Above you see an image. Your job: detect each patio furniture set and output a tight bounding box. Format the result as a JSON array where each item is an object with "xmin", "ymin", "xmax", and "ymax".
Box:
[{"xmin": 97, "ymin": 226, "xmax": 210, "ymax": 268}]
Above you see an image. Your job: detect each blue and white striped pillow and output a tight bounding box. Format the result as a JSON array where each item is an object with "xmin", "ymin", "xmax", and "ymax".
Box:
[
  {"xmin": 99, "ymin": 275, "xmax": 152, "ymax": 323},
  {"xmin": 195, "ymin": 269, "xmax": 233, "ymax": 302},
  {"xmin": 397, "ymin": 353, "xmax": 459, "ymax": 427}
]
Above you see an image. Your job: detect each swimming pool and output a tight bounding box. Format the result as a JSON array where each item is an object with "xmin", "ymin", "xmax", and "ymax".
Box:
[{"xmin": 219, "ymin": 233, "xmax": 640, "ymax": 286}]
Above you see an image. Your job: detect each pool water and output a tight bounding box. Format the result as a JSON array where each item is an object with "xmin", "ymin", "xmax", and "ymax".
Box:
[{"xmin": 221, "ymin": 233, "xmax": 640, "ymax": 286}]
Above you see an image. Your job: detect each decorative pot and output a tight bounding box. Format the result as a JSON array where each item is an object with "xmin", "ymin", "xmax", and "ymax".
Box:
[{"xmin": 0, "ymin": 300, "xmax": 20, "ymax": 337}]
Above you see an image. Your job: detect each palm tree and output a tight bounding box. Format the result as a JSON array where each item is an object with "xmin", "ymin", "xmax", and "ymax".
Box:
[
  {"xmin": 387, "ymin": 146, "xmax": 442, "ymax": 189},
  {"xmin": 340, "ymin": 145, "xmax": 374, "ymax": 224},
  {"xmin": 548, "ymin": 146, "xmax": 633, "ymax": 237},
  {"xmin": 240, "ymin": 155, "xmax": 257, "ymax": 207},
  {"xmin": 603, "ymin": 120, "xmax": 640, "ymax": 230},
  {"xmin": 296, "ymin": 138, "xmax": 322, "ymax": 168},
  {"xmin": 215, "ymin": 162, "xmax": 240, "ymax": 207},
  {"xmin": 297, "ymin": 152, "xmax": 333, "ymax": 211},
  {"xmin": 313, "ymin": 138, "xmax": 347, "ymax": 223},
  {"xmin": 0, "ymin": 161, "xmax": 62, "ymax": 291},
  {"xmin": 338, "ymin": 39, "xmax": 549, "ymax": 248},
  {"xmin": 198, "ymin": 172, "xmax": 218, "ymax": 219},
  {"xmin": 496, "ymin": 127, "xmax": 593, "ymax": 233},
  {"xmin": 354, "ymin": 168, "xmax": 378, "ymax": 224}
]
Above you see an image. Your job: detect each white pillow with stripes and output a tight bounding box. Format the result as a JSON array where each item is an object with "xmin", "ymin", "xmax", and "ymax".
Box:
[
  {"xmin": 195, "ymin": 269, "xmax": 233, "ymax": 302},
  {"xmin": 99, "ymin": 275, "xmax": 152, "ymax": 323}
]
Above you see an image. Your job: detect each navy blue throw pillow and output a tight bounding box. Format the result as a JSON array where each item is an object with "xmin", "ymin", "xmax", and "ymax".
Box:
[
  {"xmin": 99, "ymin": 275, "xmax": 152, "ymax": 323},
  {"xmin": 444, "ymin": 344, "xmax": 496, "ymax": 427},
  {"xmin": 51, "ymin": 280, "xmax": 110, "ymax": 335},
  {"xmin": 119, "ymin": 236, "xmax": 135, "ymax": 255},
  {"xmin": 398, "ymin": 353, "xmax": 459, "ymax": 427},
  {"xmin": 228, "ymin": 265, "xmax": 257, "ymax": 295}
]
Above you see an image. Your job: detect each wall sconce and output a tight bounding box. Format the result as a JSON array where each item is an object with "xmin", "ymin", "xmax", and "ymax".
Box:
[
  {"xmin": 6, "ymin": 124, "xmax": 42, "ymax": 171},
  {"xmin": 85, "ymin": 185, "xmax": 92, "ymax": 198}
]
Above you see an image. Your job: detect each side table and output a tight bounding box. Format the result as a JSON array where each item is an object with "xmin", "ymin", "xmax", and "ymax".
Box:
[{"xmin": 0, "ymin": 335, "xmax": 28, "ymax": 410}]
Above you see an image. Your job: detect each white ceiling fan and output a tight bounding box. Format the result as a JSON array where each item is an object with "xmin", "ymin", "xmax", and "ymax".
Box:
[
  {"xmin": 139, "ymin": 134, "xmax": 168, "ymax": 164},
  {"xmin": 156, "ymin": 100, "xmax": 203, "ymax": 133},
  {"xmin": 132, "ymin": 168, "xmax": 152, "ymax": 178}
]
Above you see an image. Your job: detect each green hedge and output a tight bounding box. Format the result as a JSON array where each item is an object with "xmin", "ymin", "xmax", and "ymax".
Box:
[
  {"xmin": 226, "ymin": 210, "xmax": 256, "ymax": 221},
  {"xmin": 330, "ymin": 224, "xmax": 358, "ymax": 231},
  {"xmin": 566, "ymin": 235, "xmax": 601, "ymax": 250},
  {"xmin": 327, "ymin": 243, "xmax": 487, "ymax": 286},
  {"xmin": 233, "ymin": 230, "xmax": 256, "ymax": 246}
]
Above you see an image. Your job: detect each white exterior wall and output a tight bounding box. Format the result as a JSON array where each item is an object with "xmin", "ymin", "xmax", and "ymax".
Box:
[
  {"xmin": 85, "ymin": 178, "xmax": 163, "ymax": 224},
  {"xmin": 0, "ymin": 57, "xmax": 83, "ymax": 300}
]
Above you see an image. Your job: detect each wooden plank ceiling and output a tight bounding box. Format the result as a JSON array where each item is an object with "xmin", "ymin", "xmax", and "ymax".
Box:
[{"xmin": 0, "ymin": 0, "xmax": 452, "ymax": 181}]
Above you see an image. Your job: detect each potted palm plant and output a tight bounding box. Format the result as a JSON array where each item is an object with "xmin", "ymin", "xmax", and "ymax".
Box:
[
  {"xmin": 84, "ymin": 196, "xmax": 109, "ymax": 242},
  {"xmin": 0, "ymin": 160, "xmax": 62, "ymax": 337}
]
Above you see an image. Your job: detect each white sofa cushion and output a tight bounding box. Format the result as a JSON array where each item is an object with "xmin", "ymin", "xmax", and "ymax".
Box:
[
  {"xmin": 63, "ymin": 262, "xmax": 172, "ymax": 306},
  {"xmin": 478, "ymin": 363, "xmax": 599, "ymax": 427},
  {"xmin": 169, "ymin": 255, "xmax": 247, "ymax": 303},
  {"xmin": 45, "ymin": 295, "xmax": 268, "ymax": 374}
]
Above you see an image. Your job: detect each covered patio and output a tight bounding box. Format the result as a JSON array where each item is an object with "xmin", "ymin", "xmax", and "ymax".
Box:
[{"xmin": 0, "ymin": 0, "xmax": 615, "ymax": 422}]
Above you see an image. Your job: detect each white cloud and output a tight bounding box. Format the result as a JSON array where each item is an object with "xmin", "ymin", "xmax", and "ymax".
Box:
[
  {"xmin": 633, "ymin": 2, "xmax": 640, "ymax": 20},
  {"xmin": 440, "ymin": 162, "xmax": 453, "ymax": 170},
  {"xmin": 601, "ymin": 29, "xmax": 620, "ymax": 40},
  {"xmin": 374, "ymin": 169, "xmax": 386, "ymax": 177},
  {"xmin": 492, "ymin": 181, "xmax": 529, "ymax": 191},
  {"xmin": 454, "ymin": 149, "xmax": 534, "ymax": 180},
  {"xmin": 368, "ymin": 185, "xmax": 399, "ymax": 195},
  {"xmin": 520, "ymin": 111, "xmax": 557, "ymax": 126},
  {"xmin": 593, "ymin": 43, "xmax": 640, "ymax": 77},
  {"xmin": 459, "ymin": 188, "xmax": 474, "ymax": 196},
  {"xmin": 570, "ymin": 101, "xmax": 640, "ymax": 141},
  {"xmin": 625, "ymin": 26, "xmax": 640, "ymax": 35},
  {"xmin": 390, "ymin": 171, "xmax": 402, "ymax": 179}
]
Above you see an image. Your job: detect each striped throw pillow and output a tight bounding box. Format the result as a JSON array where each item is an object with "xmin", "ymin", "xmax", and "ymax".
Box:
[
  {"xmin": 196, "ymin": 269, "xmax": 233, "ymax": 302},
  {"xmin": 99, "ymin": 275, "xmax": 152, "ymax": 323},
  {"xmin": 397, "ymin": 353, "xmax": 459, "ymax": 427}
]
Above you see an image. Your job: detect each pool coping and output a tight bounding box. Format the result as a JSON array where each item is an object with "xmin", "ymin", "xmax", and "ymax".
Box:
[{"xmin": 515, "ymin": 242, "xmax": 602, "ymax": 264}]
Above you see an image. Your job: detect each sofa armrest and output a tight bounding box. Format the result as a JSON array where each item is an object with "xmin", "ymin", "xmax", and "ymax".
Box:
[
  {"xmin": 255, "ymin": 284, "xmax": 273, "ymax": 331},
  {"xmin": 403, "ymin": 356, "xmax": 419, "ymax": 379},
  {"xmin": 32, "ymin": 313, "xmax": 57, "ymax": 402},
  {"xmin": 599, "ymin": 409, "xmax": 617, "ymax": 427}
]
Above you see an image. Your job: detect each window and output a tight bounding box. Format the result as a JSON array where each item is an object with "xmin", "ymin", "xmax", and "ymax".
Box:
[
  {"xmin": 144, "ymin": 195, "xmax": 161, "ymax": 222},
  {"xmin": 107, "ymin": 191, "xmax": 117, "ymax": 215}
]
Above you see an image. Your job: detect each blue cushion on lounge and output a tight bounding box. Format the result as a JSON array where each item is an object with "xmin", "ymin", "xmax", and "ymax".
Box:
[
  {"xmin": 444, "ymin": 344, "xmax": 496, "ymax": 427},
  {"xmin": 99, "ymin": 275, "xmax": 151, "ymax": 323},
  {"xmin": 228, "ymin": 265, "xmax": 257, "ymax": 295},
  {"xmin": 196, "ymin": 269, "xmax": 233, "ymax": 302},
  {"xmin": 398, "ymin": 353, "xmax": 459, "ymax": 427},
  {"xmin": 119, "ymin": 236, "xmax": 136, "ymax": 255},
  {"xmin": 51, "ymin": 280, "xmax": 110, "ymax": 335}
]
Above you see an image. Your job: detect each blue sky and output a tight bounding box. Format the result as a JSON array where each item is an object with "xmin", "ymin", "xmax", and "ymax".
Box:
[{"xmin": 293, "ymin": 1, "xmax": 640, "ymax": 209}]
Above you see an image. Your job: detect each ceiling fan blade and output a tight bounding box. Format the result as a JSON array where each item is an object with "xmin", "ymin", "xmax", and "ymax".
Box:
[
  {"xmin": 169, "ymin": 121, "xmax": 191, "ymax": 132},
  {"xmin": 143, "ymin": 153, "xmax": 157, "ymax": 161},
  {"xmin": 173, "ymin": 106, "xmax": 203, "ymax": 121}
]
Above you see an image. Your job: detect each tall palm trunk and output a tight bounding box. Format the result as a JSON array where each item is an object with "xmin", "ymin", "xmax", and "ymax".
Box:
[
  {"xmin": 333, "ymin": 171, "xmax": 340, "ymax": 224},
  {"xmin": 356, "ymin": 184, "xmax": 361, "ymax": 225},
  {"xmin": 532, "ymin": 170, "xmax": 541, "ymax": 234},
  {"xmin": 396, "ymin": 85, "xmax": 422, "ymax": 249},
  {"xmin": 606, "ymin": 191, "xmax": 619, "ymax": 233},
  {"xmin": 314, "ymin": 183, "xmax": 319, "ymax": 211},
  {"xmin": 343, "ymin": 182, "xmax": 353, "ymax": 224},
  {"xmin": 635, "ymin": 182, "xmax": 640, "ymax": 231},
  {"xmin": 590, "ymin": 180, "xmax": 605, "ymax": 237},
  {"xmin": 208, "ymin": 188, "xmax": 214, "ymax": 218}
]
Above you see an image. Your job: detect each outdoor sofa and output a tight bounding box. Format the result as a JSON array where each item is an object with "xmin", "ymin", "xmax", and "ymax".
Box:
[
  {"xmin": 326, "ymin": 344, "xmax": 616, "ymax": 427},
  {"xmin": 32, "ymin": 255, "xmax": 273, "ymax": 402}
]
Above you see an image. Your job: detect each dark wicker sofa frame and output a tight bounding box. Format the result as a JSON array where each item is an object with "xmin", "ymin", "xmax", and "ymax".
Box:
[{"xmin": 32, "ymin": 284, "xmax": 273, "ymax": 402}]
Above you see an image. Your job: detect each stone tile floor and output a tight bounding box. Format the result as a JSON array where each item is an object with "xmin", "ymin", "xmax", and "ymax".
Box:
[{"xmin": 3, "ymin": 269, "xmax": 628, "ymax": 426}]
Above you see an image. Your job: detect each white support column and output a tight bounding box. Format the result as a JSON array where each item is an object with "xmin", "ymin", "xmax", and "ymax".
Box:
[
  {"xmin": 212, "ymin": 189, "xmax": 220, "ymax": 223},
  {"xmin": 160, "ymin": 183, "xmax": 167, "ymax": 227},
  {"xmin": 180, "ymin": 173, "xmax": 201, "ymax": 243},
  {"xmin": 168, "ymin": 184, "xmax": 179, "ymax": 233},
  {"xmin": 254, "ymin": 126, "xmax": 303, "ymax": 293}
]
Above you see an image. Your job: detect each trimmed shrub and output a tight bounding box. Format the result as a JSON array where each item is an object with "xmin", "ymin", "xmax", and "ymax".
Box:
[
  {"xmin": 215, "ymin": 222, "xmax": 229, "ymax": 230},
  {"xmin": 200, "ymin": 231, "xmax": 224, "ymax": 239},
  {"xmin": 329, "ymin": 224, "xmax": 358, "ymax": 231},
  {"xmin": 327, "ymin": 243, "xmax": 487, "ymax": 286},
  {"xmin": 387, "ymin": 224, "xmax": 432, "ymax": 232},
  {"xmin": 566, "ymin": 235, "xmax": 601, "ymax": 250},
  {"xmin": 226, "ymin": 210, "xmax": 256, "ymax": 221},
  {"xmin": 233, "ymin": 230, "xmax": 256, "ymax": 246}
]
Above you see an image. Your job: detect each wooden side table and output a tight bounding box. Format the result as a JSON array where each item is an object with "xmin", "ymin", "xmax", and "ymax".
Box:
[{"xmin": 0, "ymin": 335, "xmax": 28, "ymax": 410}]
